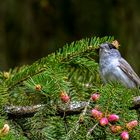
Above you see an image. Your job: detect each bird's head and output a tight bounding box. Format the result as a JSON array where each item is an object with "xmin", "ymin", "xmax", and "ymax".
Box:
[{"xmin": 99, "ymin": 43, "xmax": 120, "ymax": 59}]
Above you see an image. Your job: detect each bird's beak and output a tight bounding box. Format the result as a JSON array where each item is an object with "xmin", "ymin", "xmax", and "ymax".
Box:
[{"xmin": 99, "ymin": 44, "xmax": 104, "ymax": 49}]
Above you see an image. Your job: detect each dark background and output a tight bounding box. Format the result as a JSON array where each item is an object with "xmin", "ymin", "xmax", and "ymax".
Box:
[{"xmin": 0, "ymin": 0, "xmax": 140, "ymax": 75}]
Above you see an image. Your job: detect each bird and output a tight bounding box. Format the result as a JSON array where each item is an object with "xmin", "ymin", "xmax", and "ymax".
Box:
[{"xmin": 99, "ymin": 42, "xmax": 140, "ymax": 88}]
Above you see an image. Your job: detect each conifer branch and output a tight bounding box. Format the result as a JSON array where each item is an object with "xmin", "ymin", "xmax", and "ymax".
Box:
[
  {"xmin": 4, "ymin": 36, "xmax": 114, "ymax": 92},
  {"xmin": 1, "ymin": 36, "xmax": 140, "ymax": 140},
  {"xmin": 4, "ymin": 101, "xmax": 88, "ymax": 118}
]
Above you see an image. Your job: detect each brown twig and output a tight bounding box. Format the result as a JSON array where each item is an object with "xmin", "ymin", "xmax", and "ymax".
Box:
[{"xmin": 4, "ymin": 101, "xmax": 88, "ymax": 118}]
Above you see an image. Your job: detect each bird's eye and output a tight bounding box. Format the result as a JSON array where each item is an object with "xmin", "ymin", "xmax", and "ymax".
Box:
[{"xmin": 108, "ymin": 44, "xmax": 116, "ymax": 49}]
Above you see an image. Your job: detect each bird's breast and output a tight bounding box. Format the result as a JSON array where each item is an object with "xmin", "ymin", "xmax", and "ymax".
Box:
[
  {"xmin": 100, "ymin": 57, "xmax": 119, "ymax": 72},
  {"xmin": 99, "ymin": 58, "xmax": 120, "ymax": 81}
]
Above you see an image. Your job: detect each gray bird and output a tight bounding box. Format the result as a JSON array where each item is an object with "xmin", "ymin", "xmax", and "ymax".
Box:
[{"xmin": 99, "ymin": 43, "xmax": 140, "ymax": 88}]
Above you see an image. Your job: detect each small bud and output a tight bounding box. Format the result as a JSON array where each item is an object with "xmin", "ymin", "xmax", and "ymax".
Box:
[
  {"xmin": 60, "ymin": 92, "xmax": 70, "ymax": 103},
  {"xmin": 108, "ymin": 114, "xmax": 119, "ymax": 123},
  {"xmin": 100, "ymin": 117, "xmax": 109, "ymax": 126},
  {"xmin": 126, "ymin": 120, "xmax": 138, "ymax": 130},
  {"xmin": 79, "ymin": 116, "xmax": 84, "ymax": 123},
  {"xmin": 91, "ymin": 93, "xmax": 100, "ymax": 101},
  {"xmin": 3, "ymin": 72, "xmax": 10, "ymax": 79},
  {"xmin": 63, "ymin": 76, "xmax": 68, "ymax": 81},
  {"xmin": 110, "ymin": 125, "xmax": 122, "ymax": 133},
  {"xmin": 35, "ymin": 84, "xmax": 42, "ymax": 91},
  {"xmin": 91, "ymin": 109, "xmax": 103, "ymax": 120},
  {"xmin": 1, "ymin": 124, "xmax": 10, "ymax": 135},
  {"xmin": 120, "ymin": 131, "xmax": 129, "ymax": 140}
]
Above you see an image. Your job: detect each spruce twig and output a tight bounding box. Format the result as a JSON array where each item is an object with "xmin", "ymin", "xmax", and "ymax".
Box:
[
  {"xmin": 65, "ymin": 99, "xmax": 91, "ymax": 140},
  {"xmin": 86, "ymin": 122, "xmax": 98, "ymax": 137},
  {"xmin": 4, "ymin": 101, "xmax": 89, "ymax": 117}
]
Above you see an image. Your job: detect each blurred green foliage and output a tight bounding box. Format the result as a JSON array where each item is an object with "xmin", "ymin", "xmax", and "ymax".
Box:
[{"xmin": 0, "ymin": 0, "xmax": 139, "ymax": 75}]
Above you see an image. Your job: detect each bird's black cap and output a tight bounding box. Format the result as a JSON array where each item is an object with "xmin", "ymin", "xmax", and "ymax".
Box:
[{"xmin": 108, "ymin": 43, "xmax": 117, "ymax": 49}]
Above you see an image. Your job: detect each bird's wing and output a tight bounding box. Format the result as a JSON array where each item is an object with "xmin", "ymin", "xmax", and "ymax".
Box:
[{"xmin": 118, "ymin": 58, "xmax": 140, "ymax": 86}]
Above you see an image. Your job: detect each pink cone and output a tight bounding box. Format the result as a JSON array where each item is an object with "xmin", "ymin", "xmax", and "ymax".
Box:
[
  {"xmin": 108, "ymin": 114, "xmax": 119, "ymax": 122},
  {"xmin": 100, "ymin": 117, "xmax": 109, "ymax": 126},
  {"xmin": 126, "ymin": 120, "xmax": 138, "ymax": 130},
  {"xmin": 91, "ymin": 109, "xmax": 103, "ymax": 120},
  {"xmin": 120, "ymin": 131, "xmax": 129, "ymax": 140},
  {"xmin": 91, "ymin": 93, "xmax": 100, "ymax": 101}
]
